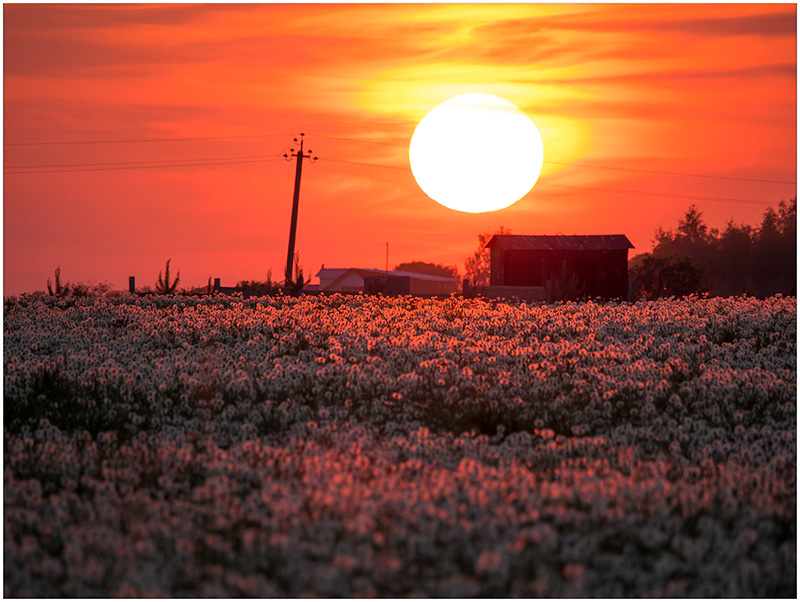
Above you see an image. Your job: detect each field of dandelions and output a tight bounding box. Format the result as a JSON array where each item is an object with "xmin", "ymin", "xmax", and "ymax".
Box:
[{"xmin": 3, "ymin": 293, "xmax": 796, "ymax": 597}]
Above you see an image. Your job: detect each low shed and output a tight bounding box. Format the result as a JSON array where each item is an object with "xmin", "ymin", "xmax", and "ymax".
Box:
[
  {"xmin": 317, "ymin": 267, "xmax": 459, "ymax": 295},
  {"xmin": 485, "ymin": 234, "xmax": 634, "ymax": 300}
]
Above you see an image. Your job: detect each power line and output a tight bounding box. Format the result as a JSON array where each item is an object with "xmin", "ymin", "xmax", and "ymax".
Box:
[
  {"xmin": 538, "ymin": 182, "xmax": 778, "ymax": 206},
  {"xmin": 3, "ymin": 131, "xmax": 793, "ymax": 208},
  {"xmin": 310, "ymin": 133, "xmax": 795, "ymax": 185},
  {"xmin": 544, "ymin": 160, "xmax": 795, "ymax": 185},
  {"xmin": 4, "ymin": 157, "xmax": 285, "ymax": 174},
  {"xmin": 6, "ymin": 130, "xmax": 795, "ymax": 185},
  {"xmin": 5, "ymin": 154, "xmax": 282, "ymax": 170},
  {"xmin": 319, "ymin": 157, "xmax": 408, "ymax": 171},
  {"xmin": 321, "ymin": 157, "xmax": 783, "ymax": 206},
  {"xmin": 3, "ymin": 133, "xmax": 294, "ymax": 146},
  {"xmin": 7, "ymin": 151, "xmax": 778, "ymax": 207},
  {"xmin": 307, "ymin": 133, "xmax": 408, "ymax": 148}
]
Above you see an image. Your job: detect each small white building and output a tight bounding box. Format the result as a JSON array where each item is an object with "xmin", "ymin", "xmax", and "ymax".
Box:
[{"xmin": 316, "ymin": 268, "xmax": 458, "ymax": 295}]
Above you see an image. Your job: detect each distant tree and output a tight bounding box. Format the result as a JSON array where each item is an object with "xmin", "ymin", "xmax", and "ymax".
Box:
[
  {"xmin": 155, "ymin": 259, "xmax": 181, "ymax": 294},
  {"xmin": 778, "ymin": 197, "xmax": 797, "ymax": 239},
  {"xmin": 753, "ymin": 202, "xmax": 794, "ymax": 296},
  {"xmin": 630, "ymin": 254, "xmax": 709, "ymax": 299},
  {"xmin": 464, "ymin": 226, "xmax": 511, "ymax": 286},
  {"xmin": 714, "ymin": 220, "xmax": 754, "ymax": 296},
  {"xmin": 652, "ymin": 225, "xmax": 675, "ymax": 248},
  {"xmin": 654, "ymin": 205, "xmax": 713, "ymax": 271},
  {"xmin": 677, "ymin": 205, "xmax": 710, "ymax": 244},
  {"xmin": 394, "ymin": 261, "xmax": 459, "ymax": 279},
  {"xmin": 645, "ymin": 201, "xmax": 797, "ymax": 298},
  {"xmin": 776, "ymin": 197, "xmax": 797, "ymax": 295}
]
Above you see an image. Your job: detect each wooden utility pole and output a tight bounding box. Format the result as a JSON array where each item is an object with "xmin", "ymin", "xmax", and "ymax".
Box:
[{"xmin": 284, "ymin": 133, "xmax": 316, "ymax": 285}]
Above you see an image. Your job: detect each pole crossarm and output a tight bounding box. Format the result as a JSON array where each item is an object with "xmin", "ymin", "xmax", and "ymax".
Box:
[{"xmin": 283, "ymin": 133, "xmax": 317, "ymax": 286}]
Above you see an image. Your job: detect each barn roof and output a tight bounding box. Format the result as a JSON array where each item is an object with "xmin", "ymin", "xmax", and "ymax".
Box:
[{"xmin": 485, "ymin": 234, "xmax": 634, "ymax": 251}]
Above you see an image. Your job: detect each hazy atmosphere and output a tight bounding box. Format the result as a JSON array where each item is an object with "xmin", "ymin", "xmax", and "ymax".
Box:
[{"xmin": 3, "ymin": 3, "xmax": 796, "ymax": 295}]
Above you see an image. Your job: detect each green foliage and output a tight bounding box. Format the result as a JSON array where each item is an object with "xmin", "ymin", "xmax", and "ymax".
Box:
[
  {"xmin": 394, "ymin": 261, "xmax": 459, "ymax": 279},
  {"xmin": 155, "ymin": 259, "xmax": 181, "ymax": 295}
]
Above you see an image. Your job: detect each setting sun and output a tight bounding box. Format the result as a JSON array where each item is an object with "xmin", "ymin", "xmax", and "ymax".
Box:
[{"xmin": 409, "ymin": 93, "xmax": 544, "ymax": 213}]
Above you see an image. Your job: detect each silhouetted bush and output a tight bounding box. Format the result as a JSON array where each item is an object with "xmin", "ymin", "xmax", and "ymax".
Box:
[
  {"xmin": 394, "ymin": 261, "xmax": 459, "ymax": 279},
  {"xmin": 155, "ymin": 258, "xmax": 181, "ymax": 294},
  {"xmin": 630, "ymin": 255, "xmax": 709, "ymax": 299}
]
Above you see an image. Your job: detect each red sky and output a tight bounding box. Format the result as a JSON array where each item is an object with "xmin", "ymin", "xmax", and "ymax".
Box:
[{"xmin": 3, "ymin": 3, "xmax": 796, "ymax": 295}]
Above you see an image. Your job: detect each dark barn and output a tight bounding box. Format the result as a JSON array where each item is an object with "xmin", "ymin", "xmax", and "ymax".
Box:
[{"xmin": 485, "ymin": 234, "xmax": 634, "ymax": 300}]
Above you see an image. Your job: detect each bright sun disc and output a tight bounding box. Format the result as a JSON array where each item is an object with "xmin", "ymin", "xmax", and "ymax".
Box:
[{"xmin": 409, "ymin": 93, "xmax": 544, "ymax": 213}]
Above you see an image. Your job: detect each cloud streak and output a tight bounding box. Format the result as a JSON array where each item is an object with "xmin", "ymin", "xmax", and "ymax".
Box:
[{"xmin": 3, "ymin": 3, "xmax": 796, "ymax": 295}]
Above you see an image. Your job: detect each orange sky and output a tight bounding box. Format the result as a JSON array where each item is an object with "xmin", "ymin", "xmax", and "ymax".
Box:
[{"xmin": 3, "ymin": 3, "xmax": 797, "ymax": 295}]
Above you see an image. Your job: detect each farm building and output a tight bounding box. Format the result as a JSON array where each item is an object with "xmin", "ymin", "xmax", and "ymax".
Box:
[
  {"xmin": 316, "ymin": 268, "xmax": 459, "ymax": 295},
  {"xmin": 484, "ymin": 234, "xmax": 634, "ymax": 300}
]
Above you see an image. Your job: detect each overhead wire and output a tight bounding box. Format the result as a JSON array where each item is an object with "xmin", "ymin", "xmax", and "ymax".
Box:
[
  {"xmin": 307, "ymin": 132, "xmax": 796, "ymax": 185},
  {"xmin": 5, "ymin": 130, "xmax": 795, "ymax": 184},
  {"xmin": 318, "ymin": 157, "xmax": 408, "ymax": 171},
  {"xmin": 315, "ymin": 157, "xmax": 781, "ymax": 206},
  {"xmin": 306, "ymin": 133, "xmax": 408, "ymax": 148},
  {"xmin": 543, "ymin": 160, "xmax": 796, "ymax": 185},
  {"xmin": 4, "ymin": 156, "xmax": 285, "ymax": 175},
  {"xmin": 5, "ymin": 154, "xmax": 282, "ymax": 170},
  {"xmin": 536, "ymin": 182, "xmax": 778, "ymax": 207},
  {"xmin": 3, "ymin": 133, "xmax": 294, "ymax": 146},
  {"xmin": 315, "ymin": 153, "xmax": 786, "ymax": 207},
  {"xmin": 4, "ymin": 132, "xmax": 794, "ymax": 207}
]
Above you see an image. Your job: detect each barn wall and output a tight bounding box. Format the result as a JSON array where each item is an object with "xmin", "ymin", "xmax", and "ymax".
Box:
[
  {"xmin": 409, "ymin": 278, "xmax": 459, "ymax": 295},
  {"xmin": 327, "ymin": 272, "xmax": 364, "ymax": 292},
  {"xmin": 504, "ymin": 250, "xmax": 546, "ymax": 286},
  {"xmin": 363, "ymin": 275, "xmax": 458, "ymax": 295},
  {"xmin": 490, "ymin": 247, "xmax": 504, "ymax": 286},
  {"xmin": 318, "ymin": 274, "xmax": 343, "ymax": 290},
  {"xmin": 496, "ymin": 248, "xmax": 630, "ymax": 299},
  {"xmin": 364, "ymin": 275, "xmax": 410, "ymax": 295}
]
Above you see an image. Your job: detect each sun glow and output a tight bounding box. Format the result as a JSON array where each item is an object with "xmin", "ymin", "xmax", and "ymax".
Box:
[{"xmin": 409, "ymin": 93, "xmax": 544, "ymax": 213}]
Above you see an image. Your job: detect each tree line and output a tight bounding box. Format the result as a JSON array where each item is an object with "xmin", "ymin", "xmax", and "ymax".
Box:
[{"xmin": 631, "ymin": 198, "xmax": 796, "ymax": 299}]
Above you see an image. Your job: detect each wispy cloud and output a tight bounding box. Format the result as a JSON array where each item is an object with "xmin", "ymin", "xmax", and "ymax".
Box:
[{"xmin": 2, "ymin": 3, "xmax": 796, "ymax": 294}]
